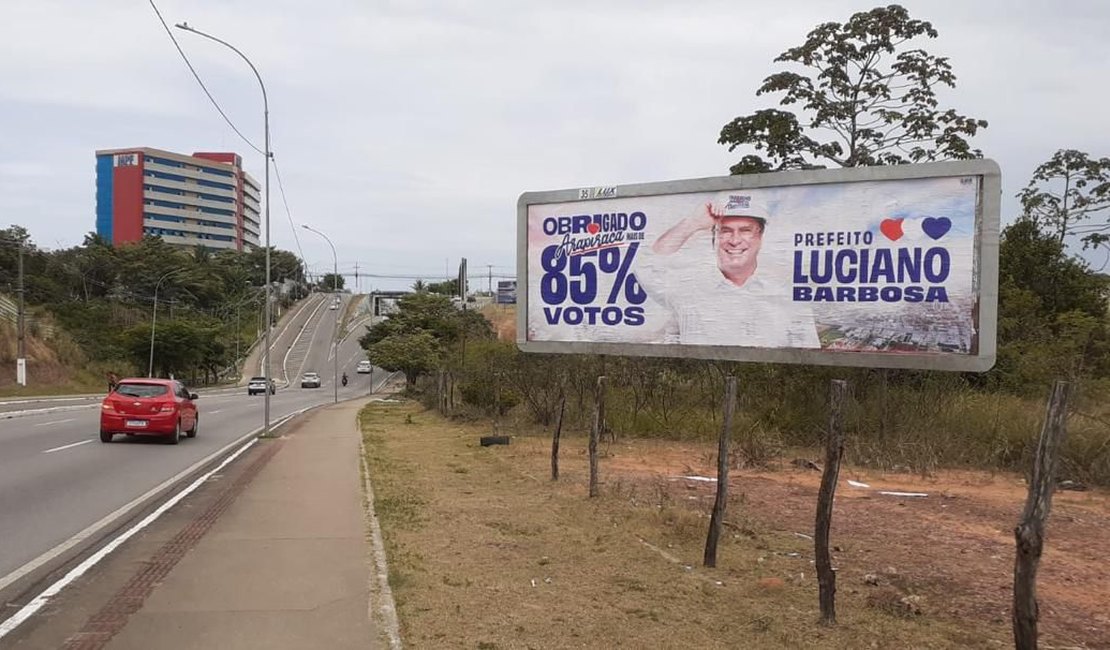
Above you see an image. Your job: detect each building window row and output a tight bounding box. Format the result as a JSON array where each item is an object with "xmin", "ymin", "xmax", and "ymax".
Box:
[
  {"xmin": 146, "ymin": 155, "xmax": 235, "ymax": 179},
  {"xmin": 144, "ymin": 170, "xmax": 236, "ymax": 192},
  {"xmin": 144, "ymin": 184, "xmax": 235, "ymax": 204},
  {"xmin": 197, "ymin": 178, "xmax": 236, "ymax": 191},
  {"xmin": 143, "ymin": 201, "xmax": 235, "ymax": 217},
  {"xmin": 143, "ymin": 226, "xmax": 235, "ymax": 242},
  {"xmin": 144, "ymin": 213, "xmax": 236, "ymax": 229}
]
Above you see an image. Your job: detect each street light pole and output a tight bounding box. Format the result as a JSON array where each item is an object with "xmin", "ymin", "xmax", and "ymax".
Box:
[
  {"xmin": 176, "ymin": 22, "xmax": 273, "ymax": 436},
  {"xmin": 16, "ymin": 242, "xmax": 25, "ymax": 386},
  {"xmin": 148, "ymin": 270, "xmax": 181, "ymax": 378},
  {"xmin": 301, "ymin": 224, "xmax": 339, "ymax": 404}
]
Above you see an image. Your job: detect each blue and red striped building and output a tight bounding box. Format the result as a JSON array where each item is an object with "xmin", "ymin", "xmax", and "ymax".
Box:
[{"xmin": 95, "ymin": 147, "xmax": 261, "ymax": 251}]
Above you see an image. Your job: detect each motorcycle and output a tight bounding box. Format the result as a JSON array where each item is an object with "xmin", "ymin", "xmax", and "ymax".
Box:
[{"xmin": 341, "ymin": 374, "xmax": 348, "ymax": 387}]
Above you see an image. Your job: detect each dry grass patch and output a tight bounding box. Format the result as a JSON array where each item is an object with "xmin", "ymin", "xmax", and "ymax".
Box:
[{"xmin": 360, "ymin": 400, "xmax": 1007, "ymax": 649}]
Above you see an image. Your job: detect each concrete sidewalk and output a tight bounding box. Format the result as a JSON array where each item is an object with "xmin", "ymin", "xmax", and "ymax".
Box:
[{"xmin": 75, "ymin": 399, "xmax": 384, "ymax": 649}]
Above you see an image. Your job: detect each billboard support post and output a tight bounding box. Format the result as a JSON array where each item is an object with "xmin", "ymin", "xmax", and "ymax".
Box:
[
  {"xmin": 1012, "ymin": 379, "xmax": 1069, "ymax": 649},
  {"xmin": 551, "ymin": 392, "xmax": 566, "ymax": 481},
  {"xmin": 588, "ymin": 376, "xmax": 606, "ymax": 498},
  {"xmin": 703, "ymin": 375, "xmax": 737, "ymax": 569},
  {"xmin": 816, "ymin": 379, "xmax": 848, "ymax": 625}
]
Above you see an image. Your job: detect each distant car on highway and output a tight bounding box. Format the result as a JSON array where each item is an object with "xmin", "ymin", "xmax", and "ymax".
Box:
[
  {"xmin": 247, "ymin": 376, "xmax": 276, "ymax": 396},
  {"xmin": 356, "ymin": 360, "xmax": 372, "ymax": 374},
  {"xmin": 100, "ymin": 379, "xmax": 198, "ymax": 445},
  {"xmin": 301, "ymin": 372, "xmax": 322, "ymax": 389},
  {"xmin": 329, "ymin": 303, "xmax": 338, "ymax": 310}
]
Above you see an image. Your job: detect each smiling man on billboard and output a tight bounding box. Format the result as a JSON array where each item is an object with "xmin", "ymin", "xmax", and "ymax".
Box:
[{"xmin": 647, "ymin": 190, "xmax": 820, "ymax": 348}]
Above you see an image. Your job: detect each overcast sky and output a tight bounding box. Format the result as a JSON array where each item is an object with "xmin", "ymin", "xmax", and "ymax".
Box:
[{"xmin": 2, "ymin": 0, "xmax": 1108, "ymax": 290}]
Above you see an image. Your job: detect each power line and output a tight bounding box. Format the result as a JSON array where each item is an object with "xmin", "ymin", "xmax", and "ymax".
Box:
[
  {"xmin": 272, "ymin": 157, "xmax": 307, "ymax": 267},
  {"xmin": 147, "ymin": 0, "xmax": 264, "ymax": 155},
  {"xmin": 149, "ymin": 0, "xmax": 311, "ymax": 284}
]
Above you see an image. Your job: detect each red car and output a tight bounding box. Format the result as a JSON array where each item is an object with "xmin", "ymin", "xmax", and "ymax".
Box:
[{"xmin": 100, "ymin": 379, "xmax": 199, "ymax": 445}]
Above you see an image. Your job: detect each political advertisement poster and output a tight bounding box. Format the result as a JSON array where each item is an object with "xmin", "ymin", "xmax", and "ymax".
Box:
[
  {"xmin": 517, "ymin": 160, "xmax": 1000, "ymax": 371},
  {"xmin": 496, "ymin": 280, "xmax": 517, "ymax": 305}
]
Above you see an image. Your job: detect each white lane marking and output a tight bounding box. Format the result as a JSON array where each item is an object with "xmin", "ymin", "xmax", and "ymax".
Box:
[
  {"xmin": 0, "ymin": 404, "xmax": 317, "ymax": 640},
  {"xmin": 34, "ymin": 418, "xmax": 76, "ymax": 427},
  {"xmin": 256, "ymin": 294, "xmax": 323, "ymax": 378},
  {"xmin": 208, "ymin": 409, "xmax": 223, "ymax": 414},
  {"xmin": 0, "ymin": 397, "xmax": 96, "ymax": 406},
  {"xmin": 42, "ymin": 440, "xmax": 93, "ymax": 454},
  {"xmin": 0, "ymin": 404, "xmax": 99, "ymax": 421},
  {"xmin": 0, "ymin": 439, "xmax": 258, "ymax": 640},
  {"xmin": 282, "ymin": 296, "xmax": 330, "ymax": 386}
]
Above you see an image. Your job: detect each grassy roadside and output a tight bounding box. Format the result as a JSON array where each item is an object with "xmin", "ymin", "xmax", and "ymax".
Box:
[{"xmin": 359, "ymin": 400, "xmax": 1003, "ymax": 649}]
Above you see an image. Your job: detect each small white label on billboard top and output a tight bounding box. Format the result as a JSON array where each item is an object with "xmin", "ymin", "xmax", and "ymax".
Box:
[
  {"xmin": 520, "ymin": 162, "xmax": 1001, "ymax": 371},
  {"xmin": 579, "ymin": 187, "xmax": 617, "ymax": 200}
]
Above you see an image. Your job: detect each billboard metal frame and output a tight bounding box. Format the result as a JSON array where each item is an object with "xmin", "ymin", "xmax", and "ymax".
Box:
[{"xmin": 517, "ymin": 160, "xmax": 1001, "ymax": 372}]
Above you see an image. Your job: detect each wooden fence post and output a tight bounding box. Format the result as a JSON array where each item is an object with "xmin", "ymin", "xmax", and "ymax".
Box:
[
  {"xmin": 704, "ymin": 375, "xmax": 737, "ymax": 568},
  {"xmin": 589, "ymin": 376, "xmax": 606, "ymax": 498},
  {"xmin": 1013, "ymin": 380, "xmax": 1070, "ymax": 650},
  {"xmin": 815, "ymin": 379, "xmax": 847, "ymax": 626},
  {"xmin": 551, "ymin": 393, "xmax": 566, "ymax": 481}
]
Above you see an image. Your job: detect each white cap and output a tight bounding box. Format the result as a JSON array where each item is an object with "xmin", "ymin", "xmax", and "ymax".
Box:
[{"xmin": 711, "ymin": 190, "xmax": 770, "ymax": 221}]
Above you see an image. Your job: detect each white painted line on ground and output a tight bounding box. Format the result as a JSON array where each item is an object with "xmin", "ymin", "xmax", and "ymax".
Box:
[
  {"xmin": 0, "ymin": 397, "xmax": 96, "ymax": 406},
  {"xmin": 0, "ymin": 404, "xmax": 99, "ymax": 421},
  {"xmin": 0, "ymin": 403, "xmax": 319, "ymax": 640},
  {"xmin": 42, "ymin": 440, "xmax": 93, "ymax": 454},
  {"xmin": 0, "ymin": 438, "xmax": 259, "ymax": 640},
  {"xmin": 282, "ymin": 297, "xmax": 329, "ymax": 386},
  {"xmin": 208, "ymin": 410, "xmax": 223, "ymax": 414},
  {"xmin": 260, "ymin": 294, "xmax": 323, "ymax": 373},
  {"xmin": 34, "ymin": 418, "xmax": 76, "ymax": 427}
]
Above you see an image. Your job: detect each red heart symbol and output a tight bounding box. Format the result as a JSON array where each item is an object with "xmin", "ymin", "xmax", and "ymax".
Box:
[
  {"xmin": 587, "ymin": 223, "xmax": 600, "ymax": 235},
  {"xmin": 880, "ymin": 218, "xmax": 904, "ymax": 241}
]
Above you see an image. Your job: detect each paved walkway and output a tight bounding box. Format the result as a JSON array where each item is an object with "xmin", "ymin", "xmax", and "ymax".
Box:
[{"xmin": 48, "ymin": 399, "xmax": 385, "ymax": 650}]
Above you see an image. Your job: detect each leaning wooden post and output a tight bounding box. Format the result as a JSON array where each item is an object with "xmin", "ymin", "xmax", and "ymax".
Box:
[
  {"xmin": 703, "ymin": 375, "xmax": 737, "ymax": 568},
  {"xmin": 1013, "ymin": 380, "xmax": 1070, "ymax": 650},
  {"xmin": 551, "ymin": 393, "xmax": 566, "ymax": 481},
  {"xmin": 815, "ymin": 379, "xmax": 847, "ymax": 626},
  {"xmin": 588, "ymin": 376, "xmax": 606, "ymax": 497}
]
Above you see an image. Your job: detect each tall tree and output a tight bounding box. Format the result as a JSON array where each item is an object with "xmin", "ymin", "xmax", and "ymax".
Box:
[
  {"xmin": 719, "ymin": 4, "xmax": 988, "ymax": 173},
  {"xmin": 1017, "ymin": 149, "xmax": 1110, "ymax": 249},
  {"xmin": 318, "ymin": 273, "xmax": 345, "ymax": 291}
]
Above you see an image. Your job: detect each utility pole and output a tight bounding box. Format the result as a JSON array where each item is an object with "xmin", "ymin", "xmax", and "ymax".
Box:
[
  {"xmin": 355, "ymin": 261, "xmax": 360, "ymax": 292},
  {"xmin": 487, "ymin": 264, "xmax": 493, "ymax": 294},
  {"xmin": 235, "ymin": 303, "xmax": 241, "ymax": 376},
  {"xmin": 16, "ymin": 242, "xmax": 26, "ymax": 386}
]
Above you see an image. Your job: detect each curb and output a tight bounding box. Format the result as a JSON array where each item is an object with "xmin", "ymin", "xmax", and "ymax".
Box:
[{"xmin": 359, "ymin": 406, "xmax": 403, "ymax": 649}]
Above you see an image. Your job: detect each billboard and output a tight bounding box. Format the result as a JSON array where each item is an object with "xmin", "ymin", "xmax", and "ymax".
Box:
[
  {"xmin": 497, "ymin": 280, "xmax": 517, "ymax": 305},
  {"xmin": 517, "ymin": 160, "xmax": 1000, "ymax": 371}
]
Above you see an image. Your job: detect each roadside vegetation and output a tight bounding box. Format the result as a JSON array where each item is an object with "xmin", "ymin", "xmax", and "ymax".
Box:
[
  {"xmin": 357, "ymin": 4, "xmax": 1110, "ymax": 486},
  {"xmin": 0, "ymin": 228, "xmax": 310, "ymax": 391},
  {"xmin": 357, "ymin": 207, "xmax": 1110, "ymax": 486}
]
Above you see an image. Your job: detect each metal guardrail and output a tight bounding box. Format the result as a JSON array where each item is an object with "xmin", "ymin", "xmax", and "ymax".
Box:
[{"xmin": 0, "ymin": 293, "xmax": 53, "ymax": 338}]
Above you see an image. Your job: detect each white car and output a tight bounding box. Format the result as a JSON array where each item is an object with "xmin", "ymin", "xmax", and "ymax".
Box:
[
  {"xmin": 247, "ymin": 376, "xmax": 276, "ymax": 395},
  {"xmin": 328, "ymin": 303, "xmax": 338, "ymax": 310},
  {"xmin": 356, "ymin": 360, "xmax": 372, "ymax": 374},
  {"xmin": 300, "ymin": 372, "xmax": 321, "ymax": 389}
]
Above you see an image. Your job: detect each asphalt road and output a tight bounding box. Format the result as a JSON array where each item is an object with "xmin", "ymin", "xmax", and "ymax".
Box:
[{"xmin": 0, "ymin": 292, "xmax": 384, "ymax": 592}]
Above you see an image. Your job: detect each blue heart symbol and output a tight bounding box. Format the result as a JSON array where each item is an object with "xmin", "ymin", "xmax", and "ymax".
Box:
[{"xmin": 922, "ymin": 216, "xmax": 951, "ymax": 240}]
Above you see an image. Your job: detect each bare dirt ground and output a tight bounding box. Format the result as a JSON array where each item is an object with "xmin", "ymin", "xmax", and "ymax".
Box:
[
  {"xmin": 606, "ymin": 442, "xmax": 1110, "ymax": 649},
  {"xmin": 362, "ymin": 401, "xmax": 1109, "ymax": 649}
]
